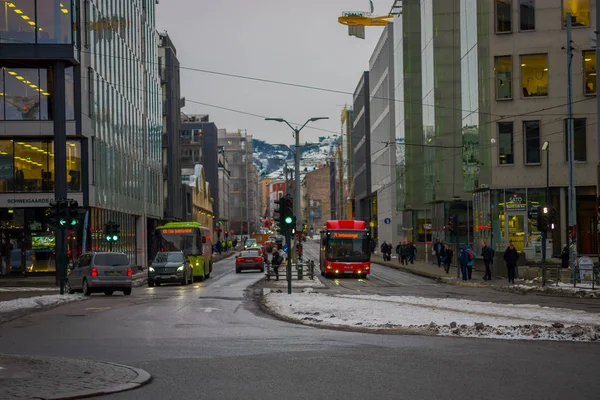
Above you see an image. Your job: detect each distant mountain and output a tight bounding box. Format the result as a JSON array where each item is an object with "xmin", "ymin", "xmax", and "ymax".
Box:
[{"xmin": 252, "ymin": 136, "xmax": 340, "ymax": 180}]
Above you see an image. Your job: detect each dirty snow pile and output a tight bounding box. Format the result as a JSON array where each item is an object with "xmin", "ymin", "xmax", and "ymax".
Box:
[
  {"xmin": 263, "ymin": 291, "xmax": 600, "ymax": 342},
  {"xmin": 0, "ymin": 294, "xmax": 84, "ymax": 315},
  {"xmin": 268, "ymin": 277, "xmax": 326, "ymax": 288},
  {"xmin": 0, "ymin": 287, "xmax": 58, "ymax": 292}
]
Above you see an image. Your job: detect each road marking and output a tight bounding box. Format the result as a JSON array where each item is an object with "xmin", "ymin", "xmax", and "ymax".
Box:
[{"xmin": 198, "ymin": 307, "xmax": 220, "ymax": 313}]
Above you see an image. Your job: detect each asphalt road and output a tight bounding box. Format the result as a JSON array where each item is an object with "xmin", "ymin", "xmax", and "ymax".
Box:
[{"xmin": 0, "ymin": 249, "xmax": 599, "ymax": 400}]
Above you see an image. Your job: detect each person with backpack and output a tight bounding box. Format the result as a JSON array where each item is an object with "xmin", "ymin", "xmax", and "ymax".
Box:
[
  {"xmin": 465, "ymin": 245, "xmax": 475, "ymax": 280},
  {"xmin": 481, "ymin": 241, "xmax": 495, "ymax": 280},
  {"xmin": 457, "ymin": 247, "xmax": 470, "ymax": 281}
]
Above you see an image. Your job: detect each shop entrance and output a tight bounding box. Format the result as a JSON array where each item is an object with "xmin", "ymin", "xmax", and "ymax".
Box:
[{"xmin": 504, "ymin": 212, "xmax": 527, "ymax": 252}]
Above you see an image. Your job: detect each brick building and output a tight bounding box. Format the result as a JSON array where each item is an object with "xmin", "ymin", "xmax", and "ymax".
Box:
[{"xmin": 301, "ymin": 166, "xmax": 331, "ymax": 234}]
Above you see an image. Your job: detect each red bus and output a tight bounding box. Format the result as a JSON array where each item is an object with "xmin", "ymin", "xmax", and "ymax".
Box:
[{"xmin": 319, "ymin": 220, "xmax": 371, "ymax": 278}]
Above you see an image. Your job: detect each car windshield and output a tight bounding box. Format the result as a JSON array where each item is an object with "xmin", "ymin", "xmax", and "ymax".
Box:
[
  {"xmin": 240, "ymin": 251, "xmax": 257, "ymax": 258},
  {"xmin": 94, "ymin": 253, "xmax": 129, "ymax": 266},
  {"xmin": 245, "ymin": 239, "xmax": 257, "ymax": 246},
  {"xmin": 154, "ymin": 252, "xmax": 185, "ymax": 263}
]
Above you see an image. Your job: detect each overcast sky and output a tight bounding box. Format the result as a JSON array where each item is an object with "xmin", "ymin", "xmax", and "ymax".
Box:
[{"xmin": 156, "ymin": 0, "xmax": 386, "ymax": 145}]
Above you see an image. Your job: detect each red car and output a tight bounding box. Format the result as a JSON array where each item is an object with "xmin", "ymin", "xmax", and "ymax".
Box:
[{"xmin": 235, "ymin": 251, "xmax": 265, "ymax": 273}]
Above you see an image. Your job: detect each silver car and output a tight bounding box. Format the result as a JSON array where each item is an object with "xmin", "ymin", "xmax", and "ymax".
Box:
[{"xmin": 66, "ymin": 252, "xmax": 133, "ymax": 296}]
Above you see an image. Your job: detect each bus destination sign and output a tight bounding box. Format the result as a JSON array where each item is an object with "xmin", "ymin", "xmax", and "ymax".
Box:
[
  {"xmin": 161, "ymin": 228, "xmax": 193, "ymax": 234},
  {"xmin": 333, "ymin": 232, "xmax": 359, "ymax": 239}
]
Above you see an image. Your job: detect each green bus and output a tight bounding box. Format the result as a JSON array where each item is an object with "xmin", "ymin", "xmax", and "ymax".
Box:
[{"xmin": 155, "ymin": 222, "xmax": 213, "ymax": 281}]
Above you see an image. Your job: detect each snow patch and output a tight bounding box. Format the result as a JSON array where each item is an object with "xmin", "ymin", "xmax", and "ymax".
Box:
[
  {"xmin": 263, "ymin": 292, "xmax": 600, "ymax": 341},
  {"xmin": 0, "ymin": 294, "xmax": 85, "ymax": 315},
  {"xmin": 0, "ymin": 287, "xmax": 58, "ymax": 292},
  {"xmin": 266, "ymin": 277, "xmax": 325, "ymax": 288}
]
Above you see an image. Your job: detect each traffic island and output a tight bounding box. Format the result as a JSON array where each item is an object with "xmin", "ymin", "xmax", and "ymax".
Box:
[
  {"xmin": 0, "ymin": 353, "xmax": 151, "ymax": 399},
  {"xmin": 261, "ymin": 290, "xmax": 600, "ymax": 342}
]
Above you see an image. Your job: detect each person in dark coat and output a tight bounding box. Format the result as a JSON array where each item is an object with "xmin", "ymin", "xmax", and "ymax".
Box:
[
  {"xmin": 271, "ymin": 247, "xmax": 282, "ymax": 281},
  {"xmin": 457, "ymin": 247, "xmax": 469, "ymax": 281},
  {"xmin": 503, "ymin": 242, "xmax": 519, "ymax": 283},
  {"xmin": 481, "ymin": 241, "xmax": 495, "ymax": 280},
  {"xmin": 442, "ymin": 245, "xmax": 453, "ymax": 274},
  {"xmin": 434, "ymin": 239, "xmax": 444, "ymax": 268},
  {"xmin": 409, "ymin": 241, "xmax": 417, "ymax": 264},
  {"xmin": 559, "ymin": 244, "xmax": 569, "ymax": 268}
]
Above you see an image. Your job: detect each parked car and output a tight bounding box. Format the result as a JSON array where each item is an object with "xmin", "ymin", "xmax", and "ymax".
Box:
[
  {"xmin": 235, "ymin": 251, "xmax": 265, "ymax": 273},
  {"xmin": 66, "ymin": 252, "xmax": 133, "ymax": 296},
  {"xmin": 148, "ymin": 251, "xmax": 193, "ymax": 287}
]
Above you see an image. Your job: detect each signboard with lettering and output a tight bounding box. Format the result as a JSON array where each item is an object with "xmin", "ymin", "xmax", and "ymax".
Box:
[
  {"xmin": 578, "ymin": 256, "xmax": 594, "ymax": 281},
  {"xmin": 333, "ymin": 232, "xmax": 359, "ymax": 239},
  {"xmin": 506, "ymin": 192, "xmax": 526, "ymax": 211},
  {"xmin": 160, "ymin": 229, "xmax": 194, "ymax": 234},
  {"xmin": 0, "ymin": 193, "xmax": 82, "ymax": 208}
]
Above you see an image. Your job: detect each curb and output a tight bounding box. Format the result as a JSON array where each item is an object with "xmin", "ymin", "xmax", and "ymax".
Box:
[{"xmin": 44, "ymin": 361, "xmax": 152, "ymax": 400}]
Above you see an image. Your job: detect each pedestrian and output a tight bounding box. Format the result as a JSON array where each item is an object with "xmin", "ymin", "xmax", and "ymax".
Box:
[
  {"xmin": 442, "ymin": 245, "xmax": 453, "ymax": 274},
  {"xmin": 395, "ymin": 242, "xmax": 402, "ymax": 264},
  {"xmin": 409, "ymin": 241, "xmax": 417, "ymax": 264},
  {"xmin": 271, "ymin": 246, "xmax": 282, "ymax": 281},
  {"xmin": 481, "ymin": 241, "xmax": 495, "ymax": 280},
  {"xmin": 400, "ymin": 241, "xmax": 410, "ymax": 265},
  {"xmin": 503, "ymin": 241, "xmax": 519, "ymax": 283},
  {"xmin": 434, "ymin": 239, "xmax": 443, "ymax": 268},
  {"xmin": 458, "ymin": 247, "xmax": 469, "ymax": 281},
  {"xmin": 216, "ymin": 240, "xmax": 222, "ymax": 255},
  {"xmin": 559, "ymin": 244, "xmax": 569, "ymax": 268},
  {"xmin": 380, "ymin": 241, "xmax": 388, "ymax": 261},
  {"xmin": 465, "ymin": 245, "xmax": 475, "ymax": 280}
]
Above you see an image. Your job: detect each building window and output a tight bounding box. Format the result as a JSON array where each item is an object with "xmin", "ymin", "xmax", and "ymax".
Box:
[
  {"xmin": 36, "ymin": 0, "xmax": 73, "ymax": 44},
  {"xmin": 523, "ymin": 121, "xmax": 540, "ymax": 164},
  {"xmin": 66, "ymin": 141, "xmax": 82, "ymax": 191},
  {"xmin": 495, "ymin": 56, "xmax": 513, "ymax": 100},
  {"xmin": 564, "ymin": 118, "xmax": 587, "ymax": 161},
  {"xmin": 2, "ymin": 68, "xmax": 46, "ymax": 120},
  {"xmin": 0, "ymin": 0, "xmax": 73, "ymax": 44},
  {"xmin": 519, "ymin": 0, "xmax": 535, "ymax": 31},
  {"xmin": 496, "ymin": 0, "xmax": 512, "ymax": 33},
  {"xmin": 583, "ymin": 50, "xmax": 596, "ymax": 95},
  {"xmin": 521, "ymin": 54, "xmax": 548, "ymax": 97},
  {"xmin": 498, "ymin": 122, "xmax": 514, "ymax": 165},
  {"xmin": 563, "ymin": 0, "xmax": 590, "ymax": 27}
]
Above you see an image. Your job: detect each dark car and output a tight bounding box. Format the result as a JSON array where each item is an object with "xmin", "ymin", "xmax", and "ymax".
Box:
[
  {"xmin": 148, "ymin": 251, "xmax": 193, "ymax": 287},
  {"xmin": 235, "ymin": 251, "xmax": 265, "ymax": 273}
]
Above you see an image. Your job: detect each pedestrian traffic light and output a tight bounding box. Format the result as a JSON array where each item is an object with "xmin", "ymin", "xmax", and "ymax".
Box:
[
  {"xmin": 68, "ymin": 200, "xmax": 79, "ymax": 227},
  {"xmin": 105, "ymin": 222, "xmax": 120, "ymax": 242},
  {"xmin": 549, "ymin": 205, "xmax": 557, "ymax": 230}
]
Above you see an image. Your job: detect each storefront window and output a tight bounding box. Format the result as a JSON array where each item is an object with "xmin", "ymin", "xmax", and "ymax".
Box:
[
  {"xmin": 0, "ymin": 140, "xmax": 13, "ymax": 192},
  {"xmin": 527, "ymin": 188, "xmax": 545, "ymax": 244},
  {"xmin": 503, "ymin": 189, "xmax": 527, "ymax": 251}
]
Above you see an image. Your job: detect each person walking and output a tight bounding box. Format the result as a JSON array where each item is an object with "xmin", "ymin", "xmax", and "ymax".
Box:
[
  {"xmin": 465, "ymin": 245, "xmax": 475, "ymax": 280},
  {"xmin": 434, "ymin": 239, "xmax": 443, "ymax": 268},
  {"xmin": 409, "ymin": 241, "xmax": 417, "ymax": 264},
  {"xmin": 400, "ymin": 241, "xmax": 410, "ymax": 265},
  {"xmin": 503, "ymin": 242, "xmax": 519, "ymax": 284},
  {"xmin": 458, "ymin": 247, "xmax": 469, "ymax": 281},
  {"xmin": 271, "ymin": 246, "xmax": 282, "ymax": 281},
  {"xmin": 481, "ymin": 241, "xmax": 495, "ymax": 280},
  {"xmin": 559, "ymin": 244, "xmax": 569, "ymax": 268},
  {"xmin": 442, "ymin": 245, "xmax": 453, "ymax": 274}
]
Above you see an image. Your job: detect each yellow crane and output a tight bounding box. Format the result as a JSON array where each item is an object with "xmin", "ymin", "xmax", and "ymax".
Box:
[{"xmin": 338, "ymin": 0, "xmax": 401, "ymax": 39}]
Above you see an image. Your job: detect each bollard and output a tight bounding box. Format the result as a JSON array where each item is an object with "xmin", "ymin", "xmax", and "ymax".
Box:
[
  {"xmin": 297, "ymin": 261, "xmax": 303, "ymax": 280},
  {"xmin": 309, "ymin": 260, "xmax": 314, "ymax": 280}
]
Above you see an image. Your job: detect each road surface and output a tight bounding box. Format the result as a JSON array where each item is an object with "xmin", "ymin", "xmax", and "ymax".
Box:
[{"xmin": 0, "ymin": 249, "xmax": 598, "ymax": 400}]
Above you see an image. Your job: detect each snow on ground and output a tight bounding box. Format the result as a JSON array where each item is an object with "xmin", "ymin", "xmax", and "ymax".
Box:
[
  {"xmin": 0, "ymin": 287, "xmax": 58, "ymax": 292},
  {"xmin": 0, "ymin": 294, "xmax": 84, "ymax": 315},
  {"xmin": 263, "ymin": 292, "xmax": 600, "ymax": 342},
  {"xmin": 267, "ymin": 277, "xmax": 326, "ymax": 288},
  {"xmin": 512, "ymin": 283, "xmax": 600, "ymax": 298}
]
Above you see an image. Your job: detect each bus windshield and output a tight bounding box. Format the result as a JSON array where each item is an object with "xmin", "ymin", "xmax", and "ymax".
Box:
[
  {"xmin": 158, "ymin": 228, "xmax": 202, "ymax": 256},
  {"xmin": 325, "ymin": 230, "xmax": 370, "ymax": 262}
]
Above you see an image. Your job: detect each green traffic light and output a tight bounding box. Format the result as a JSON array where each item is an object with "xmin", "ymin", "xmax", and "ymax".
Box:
[
  {"xmin": 59, "ymin": 219, "xmax": 67, "ymax": 227},
  {"xmin": 106, "ymin": 236, "xmax": 111, "ymax": 241},
  {"xmin": 70, "ymin": 219, "xmax": 77, "ymax": 226},
  {"xmin": 284, "ymin": 216, "xmax": 292, "ymax": 224},
  {"xmin": 112, "ymin": 235, "xmax": 118, "ymax": 241}
]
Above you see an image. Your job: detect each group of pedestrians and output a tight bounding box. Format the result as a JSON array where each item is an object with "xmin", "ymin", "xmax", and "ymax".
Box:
[{"xmin": 382, "ymin": 237, "xmax": 524, "ymax": 284}]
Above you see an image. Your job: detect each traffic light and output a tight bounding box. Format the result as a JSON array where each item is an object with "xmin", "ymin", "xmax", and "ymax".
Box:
[
  {"xmin": 105, "ymin": 221, "xmax": 120, "ymax": 242},
  {"xmin": 282, "ymin": 196, "xmax": 294, "ymax": 227},
  {"xmin": 57, "ymin": 198, "xmax": 69, "ymax": 228},
  {"xmin": 273, "ymin": 196, "xmax": 282, "ymax": 225},
  {"xmin": 68, "ymin": 200, "xmax": 79, "ymax": 227},
  {"xmin": 48, "ymin": 200, "xmax": 59, "ymax": 227},
  {"xmin": 549, "ymin": 205, "xmax": 557, "ymax": 230},
  {"xmin": 447, "ymin": 215, "xmax": 457, "ymax": 234},
  {"xmin": 537, "ymin": 205, "xmax": 549, "ymax": 231}
]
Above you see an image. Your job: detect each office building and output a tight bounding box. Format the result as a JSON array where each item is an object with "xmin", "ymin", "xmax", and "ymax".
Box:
[
  {"xmin": 158, "ymin": 32, "xmax": 184, "ymax": 223},
  {"xmin": 180, "ymin": 113, "xmax": 219, "ymax": 230},
  {"xmin": 217, "ymin": 146, "xmax": 230, "ymax": 236},
  {"xmin": 302, "ymin": 166, "xmax": 331, "ymax": 233},
  {"xmin": 369, "ymin": 23, "xmax": 397, "ymax": 244},
  {"xmin": 0, "ymin": 0, "xmax": 162, "ymax": 271}
]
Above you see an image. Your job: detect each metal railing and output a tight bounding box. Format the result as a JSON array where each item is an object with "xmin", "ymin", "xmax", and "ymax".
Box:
[
  {"xmin": 540, "ymin": 265, "xmax": 600, "ymax": 289},
  {"xmin": 265, "ymin": 259, "xmax": 314, "ymax": 281}
]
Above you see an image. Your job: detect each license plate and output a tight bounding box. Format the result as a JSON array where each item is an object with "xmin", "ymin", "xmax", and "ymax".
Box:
[
  {"xmin": 245, "ymin": 260, "xmax": 254, "ymax": 263},
  {"xmin": 106, "ymin": 271, "xmax": 119, "ymax": 275}
]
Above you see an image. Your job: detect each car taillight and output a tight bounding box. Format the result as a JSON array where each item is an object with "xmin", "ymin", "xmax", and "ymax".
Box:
[
  {"xmin": 254, "ymin": 257, "xmax": 262, "ymax": 262},
  {"xmin": 127, "ymin": 267, "xmax": 132, "ymax": 277},
  {"xmin": 91, "ymin": 267, "xmax": 98, "ymax": 277},
  {"xmin": 237, "ymin": 258, "xmax": 243, "ymax": 263}
]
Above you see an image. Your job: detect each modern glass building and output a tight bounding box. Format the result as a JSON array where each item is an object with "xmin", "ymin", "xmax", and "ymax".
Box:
[{"xmin": 0, "ymin": 0, "xmax": 162, "ymax": 273}]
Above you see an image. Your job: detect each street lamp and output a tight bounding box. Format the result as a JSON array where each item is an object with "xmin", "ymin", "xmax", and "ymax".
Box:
[{"xmin": 264, "ymin": 118, "xmax": 328, "ymax": 224}]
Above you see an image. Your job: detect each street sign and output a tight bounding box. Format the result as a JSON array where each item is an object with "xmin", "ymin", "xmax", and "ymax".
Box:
[
  {"xmin": 283, "ymin": 244, "xmax": 289, "ymax": 253},
  {"xmin": 384, "ymin": 218, "xmax": 391, "ymax": 225}
]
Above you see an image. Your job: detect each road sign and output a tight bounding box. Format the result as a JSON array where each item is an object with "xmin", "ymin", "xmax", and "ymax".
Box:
[
  {"xmin": 283, "ymin": 244, "xmax": 289, "ymax": 253},
  {"xmin": 384, "ymin": 218, "xmax": 391, "ymax": 225}
]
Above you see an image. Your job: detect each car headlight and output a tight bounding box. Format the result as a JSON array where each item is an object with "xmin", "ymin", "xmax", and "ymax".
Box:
[
  {"xmin": 177, "ymin": 265, "xmax": 184, "ymax": 271},
  {"xmin": 149, "ymin": 267, "xmax": 155, "ymax": 272}
]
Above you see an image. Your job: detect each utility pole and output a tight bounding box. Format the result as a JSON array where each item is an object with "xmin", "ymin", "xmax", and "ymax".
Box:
[
  {"xmin": 566, "ymin": 13, "xmax": 578, "ymax": 275},
  {"xmin": 595, "ymin": 3, "xmax": 600, "ymax": 263},
  {"xmin": 53, "ymin": 61, "xmax": 67, "ymax": 295},
  {"xmin": 244, "ymin": 131, "xmax": 250, "ymax": 237}
]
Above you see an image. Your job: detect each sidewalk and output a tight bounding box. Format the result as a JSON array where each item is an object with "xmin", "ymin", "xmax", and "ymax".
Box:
[
  {"xmin": 0, "ymin": 353, "xmax": 151, "ymax": 399},
  {"xmin": 372, "ymin": 255, "xmax": 600, "ymax": 299}
]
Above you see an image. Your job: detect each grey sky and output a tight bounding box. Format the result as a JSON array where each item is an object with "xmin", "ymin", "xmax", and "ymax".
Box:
[{"xmin": 156, "ymin": 0, "xmax": 386, "ymax": 145}]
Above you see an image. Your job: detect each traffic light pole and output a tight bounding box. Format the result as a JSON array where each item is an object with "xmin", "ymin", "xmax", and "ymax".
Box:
[
  {"xmin": 53, "ymin": 61, "xmax": 68, "ymax": 295},
  {"xmin": 285, "ymin": 230, "xmax": 292, "ymax": 294}
]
